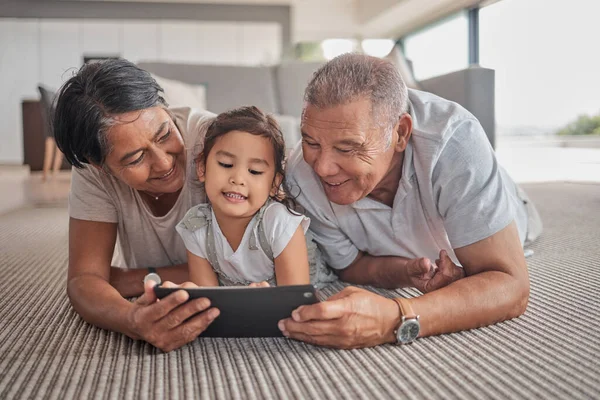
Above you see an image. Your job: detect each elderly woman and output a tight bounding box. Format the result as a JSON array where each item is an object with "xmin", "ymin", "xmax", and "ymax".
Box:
[{"xmin": 54, "ymin": 59, "xmax": 217, "ymax": 352}]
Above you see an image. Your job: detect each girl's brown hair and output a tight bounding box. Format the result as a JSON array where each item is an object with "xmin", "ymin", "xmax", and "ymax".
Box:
[{"xmin": 197, "ymin": 106, "xmax": 298, "ymax": 212}]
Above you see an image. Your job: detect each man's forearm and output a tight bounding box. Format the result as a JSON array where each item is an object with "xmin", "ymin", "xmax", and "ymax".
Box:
[
  {"xmin": 337, "ymin": 253, "xmax": 411, "ymax": 288},
  {"xmin": 411, "ymin": 270, "xmax": 529, "ymax": 337},
  {"xmin": 110, "ymin": 264, "xmax": 189, "ymax": 297},
  {"xmin": 67, "ymin": 275, "xmax": 138, "ymax": 338}
]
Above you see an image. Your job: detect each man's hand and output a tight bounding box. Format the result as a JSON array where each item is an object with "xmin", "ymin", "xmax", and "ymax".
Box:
[
  {"xmin": 127, "ymin": 281, "xmax": 220, "ymax": 352},
  {"xmin": 407, "ymin": 250, "xmax": 465, "ymax": 293},
  {"xmin": 278, "ymin": 286, "xmax": 400, "ymax": 349}
]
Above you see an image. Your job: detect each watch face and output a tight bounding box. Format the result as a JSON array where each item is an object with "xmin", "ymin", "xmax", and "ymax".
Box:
[{"xmin": 398, "ymin": 319, "xmax": 420, "ymax": 343}]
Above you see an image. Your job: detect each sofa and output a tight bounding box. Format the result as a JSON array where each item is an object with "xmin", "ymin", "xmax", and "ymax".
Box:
[{"xmin": 138, "ymin": 61, "xmax": 496, "ymax": 149}]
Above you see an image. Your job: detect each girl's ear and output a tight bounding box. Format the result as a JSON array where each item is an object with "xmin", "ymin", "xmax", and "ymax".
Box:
[
  {"xmin": 196, "ymin": 154, "xmax": 206, "ymax": 182},
  {"xmin": 270, "ymin": 172, "xmax": 283, "ymax": 197}
]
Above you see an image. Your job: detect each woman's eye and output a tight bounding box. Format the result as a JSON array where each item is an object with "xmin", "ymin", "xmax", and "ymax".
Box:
[
  {"xmin": 218, "ymin": 162, "xmax": 233, "ymax": 168},
  {"xmin": 128, "ymin": 153, "xmax": 144, "ymax": 166},
  {"xmin": 249, "ymin": 169, "xmax": 264, "ymax": 175},
  {"xmin": 158, "ymin": 130, "xmax": 171, "ymax": 142}
]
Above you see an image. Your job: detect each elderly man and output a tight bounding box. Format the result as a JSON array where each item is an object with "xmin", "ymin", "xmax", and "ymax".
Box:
[{"xmin": 278, "ymin": 53, "xmax": 541, "ymax": 349}]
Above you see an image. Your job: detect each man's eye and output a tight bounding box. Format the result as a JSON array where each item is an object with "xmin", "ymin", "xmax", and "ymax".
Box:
[
  {"xmin": 302, "ymin": 139, "xmax": 319, "ymax": 148},
  {"xmin": 335, "ymin": 147, "xmax": 353, "ymax": 154},
  {"xmin": 218, "ymin": 162, "xmax": 233, "ymax": 168},
  {"xmin": 249, "ymin": 169, "xmax": 264, "ymax": 175},
  {"xmin": 128, "ymin": 154, "xmax": 144, "ymax": 166},
  {"xmin": 158, "ymin": 130, "xmax": 171, "ymax": 142}
]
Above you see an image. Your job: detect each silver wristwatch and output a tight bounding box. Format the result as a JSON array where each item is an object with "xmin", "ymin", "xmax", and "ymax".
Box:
[
  {"xmin": 393, "ymin": 298, "xmax": 420, "ymax": 344},
  {"xmin": 143, "ymin": 267, "xmax": 162, "ymax": 285}
]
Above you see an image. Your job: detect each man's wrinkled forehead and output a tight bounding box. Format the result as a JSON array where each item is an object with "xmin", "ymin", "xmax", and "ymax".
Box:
[{"xmin": 301, "ymin": 101, "xmax": 376, "ymax": 133}]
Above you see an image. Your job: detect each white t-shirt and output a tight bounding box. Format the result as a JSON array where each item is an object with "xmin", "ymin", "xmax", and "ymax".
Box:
[
  {"xmin": 175, "ymin": 202, "xmax": 310, "ymax": 283},
  {"xmin": 286, "ymin": 89, "xmax": 529, "ymax": 269},
  {"xmin": 68, "ymin": 107, "xmax": 215, "ymax": 269}
]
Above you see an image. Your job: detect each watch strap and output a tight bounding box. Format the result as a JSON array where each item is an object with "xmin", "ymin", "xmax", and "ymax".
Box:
[{"xmin": 393, "ymin": 298, "xmax": 417, "ymax": 320}]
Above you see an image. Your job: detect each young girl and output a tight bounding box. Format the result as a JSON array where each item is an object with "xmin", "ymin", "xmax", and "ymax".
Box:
[{"xmin": 176, "ymin": 106, "xmax": 310, "ymax": 286}]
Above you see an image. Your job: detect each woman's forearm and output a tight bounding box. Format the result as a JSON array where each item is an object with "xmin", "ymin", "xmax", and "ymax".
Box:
[
  {"xmin": 110, "ymin": 264, "xmax": 189, "ymax": 297},
  {"xmin": 67, "ymin": 274, "xmax": 139, "ymax": 338}
]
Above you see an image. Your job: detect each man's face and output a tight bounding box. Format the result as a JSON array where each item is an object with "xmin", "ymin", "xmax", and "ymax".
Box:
[{"xmin": 301, "ymin": 98, "xmax": 398, "ymax": 205}]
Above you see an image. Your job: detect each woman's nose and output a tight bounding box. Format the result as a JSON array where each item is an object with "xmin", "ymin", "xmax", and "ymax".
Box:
[{"xmin": 153, "ymin": 147, "xmax": 172, "ymax": 171}]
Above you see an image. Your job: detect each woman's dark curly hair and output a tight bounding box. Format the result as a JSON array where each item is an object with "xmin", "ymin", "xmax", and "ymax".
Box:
[
  {"xmin": 53, "ymin": 58, "xmax": 167, "ymax": 168},
  {"xmin": 198, "ymin": 106, "xmax": 298, "ymax": 212}
]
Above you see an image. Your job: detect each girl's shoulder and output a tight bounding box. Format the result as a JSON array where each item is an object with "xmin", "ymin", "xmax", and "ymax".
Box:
[{"xmin": 177, "ymin": 203, "xmax": 213, "ymax": 233}]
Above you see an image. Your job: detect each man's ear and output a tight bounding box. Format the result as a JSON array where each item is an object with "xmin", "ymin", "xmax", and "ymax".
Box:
[
  {"xmin": 270, "ymin": 172, "xmax": 283, "ymax": 197},
  {"xmin": 394, "ymin": 113, "xmax": 413, "ymax": 152},
  {"xmin": 196, "ymin": 155, "xmax": 206, "ymax": 182}
]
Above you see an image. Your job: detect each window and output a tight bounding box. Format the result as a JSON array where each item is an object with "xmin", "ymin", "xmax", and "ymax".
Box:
[{"xmin": 403, "ymin": 12, "xmax": 469, "ymax": 81}]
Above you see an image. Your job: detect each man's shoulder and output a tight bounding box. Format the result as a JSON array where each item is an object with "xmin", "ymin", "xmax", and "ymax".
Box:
[{"xmin": 409, "ymin": 89, "xmax": 477, "ymax": 144}]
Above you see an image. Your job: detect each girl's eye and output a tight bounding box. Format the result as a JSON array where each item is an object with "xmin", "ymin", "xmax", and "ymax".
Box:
[
  {"xmin": 249, "ymin": 169, "xmax": 264, "ymax": 175},
  {"xmin": 218, "ymin": 162, "xmax": 233, "ymax": 168},
  {"xmin": 158, "ymin": 130, "xmax": 171, "ymax": 142},
  {"xmin": 128, "ymin": 153, "xmax": 144, "ymax": 166}
]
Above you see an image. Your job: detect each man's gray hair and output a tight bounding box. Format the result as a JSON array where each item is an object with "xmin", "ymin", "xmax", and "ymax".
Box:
[{"xmin": 304, "ymin": 53, "xmax": 409, "ymax": 146}]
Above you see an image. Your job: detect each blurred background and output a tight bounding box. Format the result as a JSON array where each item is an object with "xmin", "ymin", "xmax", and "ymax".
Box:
[{"xmin": 1, "ymin": 0, "xmax": 599, "ymax": 213}]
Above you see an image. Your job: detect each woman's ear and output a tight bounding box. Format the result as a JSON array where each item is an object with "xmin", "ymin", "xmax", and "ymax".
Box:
[{"xmin": 270, "ymin": 173, "xmax": 283, "ymax": 197}]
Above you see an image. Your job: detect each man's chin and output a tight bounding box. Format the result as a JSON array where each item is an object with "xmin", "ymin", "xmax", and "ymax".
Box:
[{"xmin": 324, "ymin": 191, "xmax": 360, "ymax": 206}]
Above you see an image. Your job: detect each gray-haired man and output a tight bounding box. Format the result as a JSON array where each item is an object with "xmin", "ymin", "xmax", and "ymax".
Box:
[{"xmin": 278, "ymin": 53, "xmax": 541, "ymax": 348}]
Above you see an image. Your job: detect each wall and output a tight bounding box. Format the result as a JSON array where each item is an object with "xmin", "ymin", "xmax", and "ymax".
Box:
[{"xmin": 0, "ymin": 17, "xmax": 282, "ymax": 164}]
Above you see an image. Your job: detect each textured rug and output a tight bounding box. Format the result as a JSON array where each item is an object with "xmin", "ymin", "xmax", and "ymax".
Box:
[{"xmin": 1, "ymin": 182, "xmax": 599, "ymax": 399}]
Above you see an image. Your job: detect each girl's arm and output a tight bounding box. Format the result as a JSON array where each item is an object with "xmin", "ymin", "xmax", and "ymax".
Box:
[
  {"xmin": 274, "ymin": 225, "xmax": 310, "ymax": 286},
  {"xmin": 187, "ymin": 250, "xmax": 219, "ymax": 287}
]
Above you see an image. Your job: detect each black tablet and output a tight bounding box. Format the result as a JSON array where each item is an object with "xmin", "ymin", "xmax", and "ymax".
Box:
[{"xmin": 154, "ymin": 284, "xmax": 319, "ymax": 338}]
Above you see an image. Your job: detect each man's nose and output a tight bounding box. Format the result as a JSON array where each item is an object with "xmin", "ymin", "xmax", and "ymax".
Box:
[{"xmin": 313, "ymin": 151, "xmax": 339, "ymax": 177}]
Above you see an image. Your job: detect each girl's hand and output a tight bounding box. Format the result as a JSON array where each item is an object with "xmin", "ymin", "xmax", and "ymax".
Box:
[{"xmin": 248, "ymin": 281, "xmax": 270, "ymax": 288}]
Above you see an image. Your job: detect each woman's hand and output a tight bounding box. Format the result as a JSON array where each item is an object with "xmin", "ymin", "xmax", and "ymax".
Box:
[{"xmin": 127, "ymin": 281, "xmax": 220, "ymax": 352}]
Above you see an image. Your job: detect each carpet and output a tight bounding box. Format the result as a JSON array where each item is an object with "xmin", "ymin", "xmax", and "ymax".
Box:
[{"xmin": 1, "ymin": 182, "xmax": 599, "ymax": 399}]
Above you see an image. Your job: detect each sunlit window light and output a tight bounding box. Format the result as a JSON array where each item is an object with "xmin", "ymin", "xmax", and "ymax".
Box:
[
  {"xmin": 361, "ymin": 39, "xmax": 395, "ymax": 58},
  {"xmin": 321, "ymin": 39, "xmax": 356, "ymax": 60}
]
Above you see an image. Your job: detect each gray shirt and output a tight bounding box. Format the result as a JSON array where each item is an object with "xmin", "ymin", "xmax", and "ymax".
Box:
[
  {"xmin": 287, "ymin": 89, "xmax": 529, "ymax": 268},
  {"xmin": 68, "ymin": 107, "xmax": 214, "ymax": 269}
]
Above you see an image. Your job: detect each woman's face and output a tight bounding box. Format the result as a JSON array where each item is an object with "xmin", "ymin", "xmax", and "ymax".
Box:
[{"xmin": 102, "ymin": 107, "xmax": 186, "ymax": 195}]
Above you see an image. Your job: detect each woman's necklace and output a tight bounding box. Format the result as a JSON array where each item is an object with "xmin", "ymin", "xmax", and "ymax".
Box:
[{"xmin": 142, "ymin": 190, "xmax": 165, "ymax": 200}]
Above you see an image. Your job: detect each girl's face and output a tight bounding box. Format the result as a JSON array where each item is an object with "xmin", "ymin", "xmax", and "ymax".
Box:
[
  {"xmin": 199, "ymin": 130, "xmax": 281, "ymax": 220},
  {"xmin": 103, "ymin": 107, "xmax": 186, "ymax": 195}
]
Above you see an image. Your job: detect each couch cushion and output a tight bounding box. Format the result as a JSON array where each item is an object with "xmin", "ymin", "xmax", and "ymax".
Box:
[
  {"xmin": 275, "ymin": 62, "xmax": 323, "ymax": 118},
  {"xmin": 151, "ymin": 74, "xmax": 207, "ymax": 111},
  {"xmin": 139, "ymin": 62, "xmax": 279, "ymax": 114}
]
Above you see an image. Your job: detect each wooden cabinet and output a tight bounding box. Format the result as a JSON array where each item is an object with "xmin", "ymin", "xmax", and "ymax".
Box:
[{"xmin": 21, "ymin": 100, "xmax": 70, "ymax": 171}]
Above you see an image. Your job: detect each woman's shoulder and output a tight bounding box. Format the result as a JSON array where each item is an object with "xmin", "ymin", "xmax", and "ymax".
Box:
[{"xmin": 171, "ymin": 107, "xmax": 215, "ymax": 143}]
